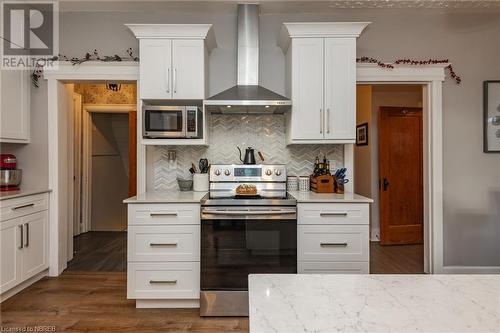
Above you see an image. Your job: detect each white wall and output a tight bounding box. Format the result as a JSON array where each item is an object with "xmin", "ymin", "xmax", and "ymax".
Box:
[{"xmin": 28, "ymin": 2, "xmax": 500, "ymax": 267}]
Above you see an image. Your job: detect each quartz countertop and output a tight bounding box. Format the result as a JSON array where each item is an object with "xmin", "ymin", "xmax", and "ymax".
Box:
[
  {"xmin": 0, "ymin": 189, "xmax": 51, "ymax": 201},
  {"xmin": 249, "ymin": 274, "xmax": 500, "ymax": 333},
  {"xmin": 123, "ymin": 191, "xmax": 208, "ymax": 204},
  {"xmin": 288, "ymin": 190, "xmax": 373, "ymax": 203}
]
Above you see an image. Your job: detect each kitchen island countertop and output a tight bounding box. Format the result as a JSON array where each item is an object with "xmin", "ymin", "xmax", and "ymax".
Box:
[
  {"xmin": 249, "ymin": 274, "xmax": 500, "ymax": 333},
  {"xmin": 288, "ymin": 190, "xmax": 373, "ymax": 203},
  {"xmin": 123, "ymin": 190, "xmax": 208, "ymax": 204}
]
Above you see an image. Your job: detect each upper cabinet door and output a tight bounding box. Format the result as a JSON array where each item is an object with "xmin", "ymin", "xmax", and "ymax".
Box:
[
  {"xmin": 139, "ymin": 39, "xmax": 172, "ymax": 100},
  {"xmin": 290, "ymin": 38, "xmax": 324, "ymax": 140},
  {"xmin": 171, "ymin": 40, "xmax": 205, "ymax": 100},
  {"xmin": 0, "ymin": 70, "xmax": 30, "ymax": 143},
  {"xmin": 324, "ymin": 38, "xmax": 356, "ymax": 140}
]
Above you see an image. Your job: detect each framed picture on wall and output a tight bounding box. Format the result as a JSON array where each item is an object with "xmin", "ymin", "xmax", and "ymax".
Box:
[
  {"xmin": 356, "ymin": 123, "xmax": 369, "ymax": 146},
  {"xmin": 484, "ymin": 81, "xmax": 500, "ymax": 153}
]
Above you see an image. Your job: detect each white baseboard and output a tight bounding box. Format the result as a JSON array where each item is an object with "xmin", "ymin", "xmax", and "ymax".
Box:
[
  {"xmin": 135, "ymin": 299, "xmax": 199, "ymax": 308},
  {"xmin": 442, "ymin": 266, "xmax": 500, "ymax": 274},
  {"xmin": 0, "ymin": 269, "xmax": 48, "ymax": 303}
]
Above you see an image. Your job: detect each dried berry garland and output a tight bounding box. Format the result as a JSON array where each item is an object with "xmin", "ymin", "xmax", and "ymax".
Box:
[
  {"xmin": 357, "ymin": 57, "xmax": 461, "ymax": 84},
  {"xmin": 31, "ymin": 48, "xmax": 139, "ymax": 87}
]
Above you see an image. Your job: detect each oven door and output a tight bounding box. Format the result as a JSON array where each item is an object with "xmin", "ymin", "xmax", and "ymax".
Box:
[
  {"xmin": 200, "ymin": 206, "xmax": 297, "ymax": 315},
  {"xmin": 143, "ymin": 106, "xmax": 186, "ymax": 138}
]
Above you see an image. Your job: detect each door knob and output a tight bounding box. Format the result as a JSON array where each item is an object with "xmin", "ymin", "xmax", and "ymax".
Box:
[{"xmin": 382, "ymin": 178, "xmax": 390, "ymax": 191}]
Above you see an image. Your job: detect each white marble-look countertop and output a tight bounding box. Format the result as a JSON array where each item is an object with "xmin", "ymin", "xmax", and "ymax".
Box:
[
  {"xmin": 249, "ymin": 274, "xmax": 500, "ymax": 333},
  {"xmin": 0, "ymin": 189, "xmax": 51, "ymax": 201},
  {"xmin": 288, "ymin": 190, "xmax": 373, "ymax": 203},
  {"xmin": 123, "ymin": 190, "xmax": 208, "ymax": 204}
]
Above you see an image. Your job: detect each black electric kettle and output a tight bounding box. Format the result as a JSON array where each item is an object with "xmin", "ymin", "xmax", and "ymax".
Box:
[{"xmin": 237, "ymin": 147, "xmax": 256, "ymax": 165}]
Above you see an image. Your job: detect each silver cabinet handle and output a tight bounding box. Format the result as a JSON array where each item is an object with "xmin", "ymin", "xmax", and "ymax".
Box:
[
  {"xmin": 149, "ymin": 280, "xmax": 177, "ymax": 285},
  {"xmin": 166, "ymin": 68, "xmax": 170, "ymax": 93},
  {"xmin": 149, "ymin": 243, "xmax": 177, "ymax": 247},
  {"xmin": 320, "ymin": 108, "xmax": 323, "ymax": 134},
  {"xmin": 174, "ymin": 68, "xmax": 177, "ymax": 93},
  {"xmin": 12, "ymin": 203, "xmax": 34, "ymax": 211},
  {"xmin": 320, "ymin": 212, "xmax": 348, "ymax": 217},
  {"xmin": 24, "ymin": 223, "xmax": 29, "ymax": 247},
  {"xmin": 321, "ymin": 242, "xmax": 348, "ymax": 247},
  {"xmin": 18, "ymin": 225, "xmax": 23, "ymax": 249},
  {"xmin": 327, "ymin": 108, "xmax": 330, "ymax": 134},
  {"xmin": 149, "ymin": 212, "xmax": 178, "ymax": 217},
  {"xmin": 203, "ymin": 210, "xmax": 296, "ymax": 216}
]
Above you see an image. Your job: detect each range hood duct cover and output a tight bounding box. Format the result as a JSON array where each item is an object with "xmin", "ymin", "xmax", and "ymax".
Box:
[{"xmin": 205, "ymin": 3, "xmax": 291, "ymax": 114}]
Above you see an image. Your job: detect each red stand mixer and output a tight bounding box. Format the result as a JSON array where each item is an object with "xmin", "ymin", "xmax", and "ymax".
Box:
[{"xmin": 0, "ymin": 154, "xmax": 22, "ymax": 192}]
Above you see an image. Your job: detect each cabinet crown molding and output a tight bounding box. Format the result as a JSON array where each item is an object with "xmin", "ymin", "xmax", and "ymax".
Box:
[
  {"xmin": 279, "ymin": 22, "xmax": 370, "ymax": 52},
  {"xmin": 125, "ymin": 24, "xmax": 216, "ymax": 52}
]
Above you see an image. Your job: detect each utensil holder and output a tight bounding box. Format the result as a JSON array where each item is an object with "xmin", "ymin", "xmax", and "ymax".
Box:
[
  {"xmin": 298, "ymin": 176, "xmax": 310, "ymax": 191},
  {"xmin": 193, "ymin": 173, "xmax": 209, "ymax": 192}
]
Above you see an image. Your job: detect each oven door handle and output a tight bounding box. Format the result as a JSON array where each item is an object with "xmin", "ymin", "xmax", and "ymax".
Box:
[{"xmin": 202, "ymin": 210, "xmax": 295, "ymax": 216}]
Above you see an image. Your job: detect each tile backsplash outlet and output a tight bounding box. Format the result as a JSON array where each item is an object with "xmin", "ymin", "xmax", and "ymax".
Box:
[{"xmin": 152, "ymin": 114, "xmax": 344, "ymax": 190}]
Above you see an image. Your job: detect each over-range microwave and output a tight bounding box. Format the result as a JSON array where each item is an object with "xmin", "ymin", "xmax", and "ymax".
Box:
[{"xmin": 143, "ymin": 105, "xmax": 203, "ymax": 139}]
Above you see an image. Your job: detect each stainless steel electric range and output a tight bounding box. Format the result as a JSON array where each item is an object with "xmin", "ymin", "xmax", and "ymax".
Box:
[{"xmin": 200, "ymin": 164, "xmax": 297, "ymax": 316}]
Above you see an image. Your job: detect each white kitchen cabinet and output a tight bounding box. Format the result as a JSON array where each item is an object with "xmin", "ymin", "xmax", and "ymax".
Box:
[
  {"xmin": 0, "ymin": 69, "xmax": 30, "ymax": 143},
  {"xmin": 289, "ymin": 38, "xmax": 324, "ymax": 140},
  {"xmin": 171, "ymin": 40, "xmax": 205, "ymax": 100},
  {"xmin": 127, "ymin": 24, "xmax": 215, "ymax": 101},
  {"xmin": 127, "ymin": 202, "xmax": 200, "ymax": 308},
  {"xmin": 0, "ymin": 219, "xmax": 23, "ymax": 293},
  {"xmin": 297, "ymin": 202, "xmax": 370, "ymax": 274},
  {"xmin": 0, "ymin": 193, "xmax": 49, "ymax": 298},
  {"xmin": 280, "ymin": 22, "xmax": 369, "ymax": 144},
  {"xmin": 139, "ymin": 39, "xmax": 172, "ymax": 100},
  {"xmin": 21, "ymin": 211, "xmax": 49, "ymax": 280}
]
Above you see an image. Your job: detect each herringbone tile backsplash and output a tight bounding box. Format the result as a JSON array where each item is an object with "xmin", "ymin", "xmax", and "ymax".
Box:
[{"xmin": 152, "ymin": 114, "xmax": 344, "ymax": 190}]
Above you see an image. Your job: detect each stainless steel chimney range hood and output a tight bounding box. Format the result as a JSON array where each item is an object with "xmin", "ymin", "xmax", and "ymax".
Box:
[{"xmin": 205, "ymin": 4, "xmax": 291, "ymax": 114}]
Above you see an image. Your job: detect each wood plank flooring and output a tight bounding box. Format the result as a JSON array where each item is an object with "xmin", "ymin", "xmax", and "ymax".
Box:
[
  {"xmin": 67, "ymin": 232, "xmax": 127, "ymax": 272},
  {"xmin": 0, "ymin": 272, "xmax": 249, "ymax": 333},
  {"xmin": 370, "ymin": 241, "xmax": 424, "ymax": 274}
]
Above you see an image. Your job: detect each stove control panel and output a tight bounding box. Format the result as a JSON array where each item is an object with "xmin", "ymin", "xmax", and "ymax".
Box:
[{"xmin": 210, "ymin": 164, "xmax": 286, "ymax": 182}]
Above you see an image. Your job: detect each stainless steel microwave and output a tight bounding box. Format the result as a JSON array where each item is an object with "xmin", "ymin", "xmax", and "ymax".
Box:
[{"xmin": 143, "ymin": 105, "xmax": 203, "ymax": 139}]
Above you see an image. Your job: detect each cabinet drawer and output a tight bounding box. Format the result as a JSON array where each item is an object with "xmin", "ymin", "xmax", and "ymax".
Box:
[
  {"xmin": 0, "ymin": 193, "xmax": 48, "ymax": 222},
  {"xmin": 298, "ymin": 225, "xmax": 369, "ymax": 262},
  {"xmin": 298, "ymin": 261, "xmax": 369, "ymax": 274},
  {"xmin": 298, "ymin": 203, "xmax": 368, "ymax": 225},
  {"xmin": 127, "ymin": 262, "xmax": 199, "ymax": 299},
  {"xmin": 128, "ymin": 225, "xmax": 199, "ymax": 262},
  {"xmin": 128, "ymin": 204, "xmax": 200, "ymax": 226}
]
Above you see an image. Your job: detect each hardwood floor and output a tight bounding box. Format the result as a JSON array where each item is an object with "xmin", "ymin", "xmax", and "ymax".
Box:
[
  {"xmin": 67, "ymin": 232, "xmax": 127, "ymax": 272},
  {"xmin": 370, "ymin": 241, "xmax": 424, "ymax": 274},
  {"xmin": 0, "ymin": 272, "xmax": 249, "ymax": 333}
]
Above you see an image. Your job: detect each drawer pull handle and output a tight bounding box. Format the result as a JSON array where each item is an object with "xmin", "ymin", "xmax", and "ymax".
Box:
[
  {"xmin": 149, "ymin": 280, "xmax": 177, "ymax": 285},
  {"xmin": 19, "ymin": 225, "xmax": 23, "ymax": 249},
  {"xmin": 320, "ymin": 242, "xmax": 348, "ymax": 247},
  {"xmin": 149, "ymin": 243, "xmax": 178, "ymax": 247},
  {"xmin": 320, "ymin": 212, "xmax": 348, "ymax": 217},
  {"xmin": 150, "ymin": 212, "xmax": 178, "ymax": 217},
  {"xmin": 12, "ymin": 203, "xmax": 35, "ymax": 211}
]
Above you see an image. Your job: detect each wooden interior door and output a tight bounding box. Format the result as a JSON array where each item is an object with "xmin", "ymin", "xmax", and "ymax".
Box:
[
  {"xmin": 128, "ymin": 111, "xmax": 137, "ymax": 197},
  {"xmin": 379, "ymin": 106, "xmax": 423, "ymax": 245}
]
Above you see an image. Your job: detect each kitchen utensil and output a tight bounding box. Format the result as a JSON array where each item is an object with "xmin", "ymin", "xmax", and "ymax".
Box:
[
  {"xmin": 287, "ymin": 176, "xmax": 298, "ymax": 191},
  {"xmin": 258, "ymin": 151, "xmax": 265, "ymax": 163},
  {"xmin": 193, "ymin": 173, "xmax": 209, "ymax": 192},
  {"xmin": 191, "ymin": 163, "xmax": 198, "ymax": 173},
  {"xmin": 189, "ymin": 167, "xmax": 196, "ymax": 174},
  {"xmin": 298, "ymin": 176, "xmax": 310, "ymax": 191},
  {"xmin": 237, "ymin": 147, "xmax": 256, "ymax": 165},
  {"xmin": 199, "ymin": 158, "xmax": 209, "ymax": 173},
  {"xmin": 177, "ymin": 178, "xmax": 193, "ymax": 191}
]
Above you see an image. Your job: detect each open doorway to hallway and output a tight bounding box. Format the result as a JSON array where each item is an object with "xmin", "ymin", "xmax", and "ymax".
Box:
[
  {"xmin": 355, "ymin": 84, "xmax": 425, "ymax": 274},
  {"xmin": 66, "ymin": 83, "xmax": 137, "ymax": 272}
]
